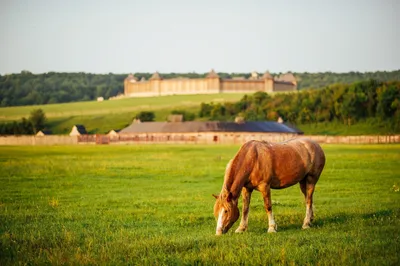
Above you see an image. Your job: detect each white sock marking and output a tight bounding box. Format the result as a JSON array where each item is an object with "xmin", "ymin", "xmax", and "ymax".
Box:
[{"xmin": 268, "ymin": 212, "xmax": 276, "ymax": 227}]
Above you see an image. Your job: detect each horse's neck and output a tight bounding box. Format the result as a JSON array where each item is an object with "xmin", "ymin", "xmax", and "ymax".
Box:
[
  {"xmin": 226, "ymin": 181, "xmax": 244, "ymax": 201},
  {"xmin": 222, "ymin": 161, "xmax": 245, "ymax": 200}
]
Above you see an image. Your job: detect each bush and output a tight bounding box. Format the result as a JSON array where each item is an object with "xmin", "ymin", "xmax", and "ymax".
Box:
[{"xmin": 135, "ymin": 111, "xmax": 155, "ymax": 122}]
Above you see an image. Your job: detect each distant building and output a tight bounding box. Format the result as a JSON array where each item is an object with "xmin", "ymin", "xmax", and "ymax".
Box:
[
  {"xmin": 107, "ymin": 129, "xmax": 120, "ymax": 137},
  {"xmin": 69, "ymin": 125, "xmax": 87, "ymax": 136},
  {"xmin": 167, "ymin": 114, "xmax": 184, "ymax": 122},
  {"xmin": 118, "ymin": 120, "xmax": 302, "ymax": 144},
  {"xmin": 36, "ymin": 130, "xmax": 52, "ymax": 136},
  {"xmin": 124, "ymin": 69, "xmax": 297, "ymax": 98}
]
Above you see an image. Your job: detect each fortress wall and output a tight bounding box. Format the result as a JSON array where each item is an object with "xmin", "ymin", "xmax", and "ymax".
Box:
[
  {"xmin": 124, "ymin": 76, "xmax": 297, "ymax": 97},
  {"xmin": 125, "ymin": 81, "xmax": 154, "ymax": 97},
  {"xmin": 207, "ymin": 78, "xmax": 221, "ymax": 93},
  {"xmin": 273, "ymin": 82, "xmax": 297, "ymax": 92},
  {"xmin": 1, "ymin": 134, "xmax": 399, "ymax": 145},
  {"xmin": 160, "ymin": 78, "xmax": 209, "ymax": 96},
  {"xmin": 220, "ymin": 80, "xmax": 264, "ymax": 93},
  {"xmin": 0, "ymin": 135, "xmax": 78, "ymax": 145},
  {"xmin": 265, "ymin": 79, "xmax": 274, "ymax": 92}
]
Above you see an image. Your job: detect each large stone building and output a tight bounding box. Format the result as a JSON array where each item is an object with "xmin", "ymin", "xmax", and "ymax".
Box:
[{"xmin": 124, "ymin": 69, "xmax": 297, "ymax": 97}]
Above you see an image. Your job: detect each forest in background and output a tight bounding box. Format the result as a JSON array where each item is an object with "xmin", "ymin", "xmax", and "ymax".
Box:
[
  {"xmin": 1, "ymin": 79, "xmax": 399, "ymax": 135},
  {"xmin": 198, "ymin": 80, "xmax": 400, "ymax": 133},
  {"xmin": 0, "ymin": 70, "xmax": 399, "ymax": 107}
]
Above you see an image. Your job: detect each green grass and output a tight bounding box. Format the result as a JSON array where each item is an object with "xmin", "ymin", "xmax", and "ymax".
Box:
[
  {"xmin": 1, "ymin": 93, "xmax": 398, "ymax": 135},
  {"xmin": 300, "ymin": 119, "xmax": 399, "ymax": 136},
  {"xmin": 0, "ymin": 93, "xmax": 246, "ymax": 134},
  {"xmin": 0, "ymin": 144, "xmax": 399, "ymax": 265},
  {"xmin": 0, "ymin": 94, "xmax": 245, "ymax": 120}
]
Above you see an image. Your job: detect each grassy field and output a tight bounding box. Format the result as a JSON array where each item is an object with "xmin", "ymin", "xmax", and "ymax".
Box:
[
  {"xmin": 299, "ymin": 119, "xmax": 398, "ymax": 136},
  {"xmin": 0, "ymin": 94, "xmax": 246, "ymax": 134},
  {"xmin": 0, "ymin": 144, "xmax": 399, "ymax": 265},
  {"xmin": 1, "ymin": 93, "xmax": 398, "ymax": 135}
]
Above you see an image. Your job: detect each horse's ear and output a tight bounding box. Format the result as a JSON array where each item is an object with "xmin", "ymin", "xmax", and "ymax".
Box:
[
  {"xmin": 212, "ymin": 194, "xmax": 219, "ymax": 199},
  {"xmin": 227, "ymin": 192, "xmax": 233, "ymax": 202}
]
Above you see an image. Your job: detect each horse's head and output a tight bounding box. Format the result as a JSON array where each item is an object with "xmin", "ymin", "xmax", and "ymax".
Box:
[{"xmin": 212, "ymin": 192, "xmax": 239, "ymax": 235}]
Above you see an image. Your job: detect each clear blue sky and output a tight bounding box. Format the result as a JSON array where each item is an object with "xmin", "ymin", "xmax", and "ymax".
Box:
[{"xmin": 1, "ymin": 0, "xmax": 399, "ymax": 74}]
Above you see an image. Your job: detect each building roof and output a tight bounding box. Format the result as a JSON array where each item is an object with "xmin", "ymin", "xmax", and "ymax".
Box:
[
  {"xmin": 75, "ymin": 125, "xmax": 87, "ymax": 134},
  {"xmin": 36, "ymin": 130, "xmax": 52, "ymax": 136},
  {"xmin": 262, "ymin": 71, "xmax": 273, "ymax": 80},
  {"xmin": 107, "ymin": 129, "xmax": 121, "ymax": 136},
  {"xmin": 69, "ymin": 125, "xmax": 87, "ymax": 136},
  {"xmin": 206, "ymin": 69, "xmax": 219, "ymax": 79},
  {"xmin": 275, "ymin": 73, "xmax": 296, "ymax": 83},
  {"xmin": 249, "ymin": 71, "xmax": 259, "ymax": 80},
  {"xmin": 119, "ymin": 121, "xmax": 303, "ymax": 134},
  {"xmin": 125, "ymin": 74, "xmax": 138, "ymax": 82},
  {"xmin": 149, "ymin": 72, "xmax": 162, "ymax": 80}
]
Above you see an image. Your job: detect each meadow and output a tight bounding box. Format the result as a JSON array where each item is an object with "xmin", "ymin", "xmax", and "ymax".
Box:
[
  {"xmin": 0, "ymin": 94, "xmax": 246, "ymax": 134},
  {"xmin": 0, "ymin": 144, "xmax": 399, "ymax": 265},
  {"xmin": 1, "ymin": 92, "xmax": 397, "ymax": 135}
]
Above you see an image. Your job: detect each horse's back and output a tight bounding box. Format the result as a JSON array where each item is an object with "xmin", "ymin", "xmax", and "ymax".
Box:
[{"xmin": 241, "ymin": 138, "xmax": 325, "ymax": 188}]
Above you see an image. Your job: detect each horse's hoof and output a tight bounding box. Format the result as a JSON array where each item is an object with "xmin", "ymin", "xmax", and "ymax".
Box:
[
  {"xmin": 302, "ymin": 224, "xmax": 311, "ymax": 229},
  {"xmin": 235, "ymin": 227, "xmax": 247, "ymax": 233},
  {"xmin": 268, "ymin": 225, "xmax": 277, "ymax": 233}
]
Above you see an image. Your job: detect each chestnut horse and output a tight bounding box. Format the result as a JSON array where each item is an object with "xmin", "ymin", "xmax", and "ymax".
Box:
[{"xmin": 213, "ymin": 138, "xmax": 325, "ymax": 235}]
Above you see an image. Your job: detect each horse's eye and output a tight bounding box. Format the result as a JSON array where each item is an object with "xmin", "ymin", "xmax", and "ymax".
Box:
[{"xmin": 224, "ymin": 210, "xmax": 228, "ymax": 214}]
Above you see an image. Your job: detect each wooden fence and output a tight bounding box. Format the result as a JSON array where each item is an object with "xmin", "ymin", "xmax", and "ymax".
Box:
[{"xmin": 0, "ymin": 134, "xmax": 399, "ymax": 146}]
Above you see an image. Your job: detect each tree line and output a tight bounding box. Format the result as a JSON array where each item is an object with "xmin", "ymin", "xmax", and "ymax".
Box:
[
  {"xmin": 0, "ymin": 71, "xmax": 125, "ymax": 107},
  {"xmin": 0, "ymin": 70, "xmax": 399, "ymax": 107},
  {"xmin": 2, "ymin": 79, "xmax": 399, "ymax": 135},
  {"xmin": 0, "ymin": 109, "xmax": 47, "ymax": 135},
  {"xmin": 199, "ymin": 80, "xmax": 400, "ymax": 131}
]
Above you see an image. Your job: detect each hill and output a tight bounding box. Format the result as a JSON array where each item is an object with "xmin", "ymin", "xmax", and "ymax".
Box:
[
  {"xmin": 0, "ymin": 94, "xmax": 247, "ymax": 134},
  {"xmin": 0, "ymin": 79, "xmax": 399, "ymax": 136},
  {"xmin": 1, "ymin": 70, "xmax": 399, "ymax": 107}
]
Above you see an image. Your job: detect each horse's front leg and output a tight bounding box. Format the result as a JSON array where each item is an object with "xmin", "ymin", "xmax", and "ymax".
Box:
[
  {"xmin": 260, "ymin": 184, "xmax": 277, "ymax": 233},
  {"xmin": 235, "ymin": 187, "xmax": 252, "ymax": 233}
]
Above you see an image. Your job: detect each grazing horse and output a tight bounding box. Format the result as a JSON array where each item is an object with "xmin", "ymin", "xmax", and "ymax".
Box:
[{"xmin": 213, "ymin": 138, "xmax": 325, "ymax": 235}]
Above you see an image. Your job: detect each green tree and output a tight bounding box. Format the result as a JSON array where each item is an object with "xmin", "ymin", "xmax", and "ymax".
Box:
[
  {"xmin": 29, "ymin": 109, "xmax": 46, "ymax": 134},
  {"xmin": 199, "ymin": 103, "xmax": 213, "ymax": 118},
  {"xmin": 376, "ymin": 83, "xmax": 400, "ymax": 119},
  {"xmin": 136, "ymin": 111, "xmax": 155, "ymax": 122}
]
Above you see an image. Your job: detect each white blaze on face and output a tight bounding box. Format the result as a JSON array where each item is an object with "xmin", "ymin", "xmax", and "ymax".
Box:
[{"xmin": 216, "ymin": 208, "xmax": 225, "ymax": 235}]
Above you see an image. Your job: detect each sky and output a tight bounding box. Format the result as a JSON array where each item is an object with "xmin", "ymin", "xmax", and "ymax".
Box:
[{"xmin": 0, "ymin": 0, "xmax": 399, "ymax": 74}]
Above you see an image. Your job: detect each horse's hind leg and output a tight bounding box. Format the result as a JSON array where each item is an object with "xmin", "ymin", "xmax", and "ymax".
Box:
[
  {"xmin": 235, "ymin": 187, "xmax": 253, "ymax": 233},
  {"xmin": 300, "ymin": 177, "xmax": 316, "ymax": 229}
]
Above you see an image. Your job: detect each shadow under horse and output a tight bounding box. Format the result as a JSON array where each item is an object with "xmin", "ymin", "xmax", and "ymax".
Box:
[{"xmin": 213, "ymin": 138, "xmax": 326, "ymax": 235}]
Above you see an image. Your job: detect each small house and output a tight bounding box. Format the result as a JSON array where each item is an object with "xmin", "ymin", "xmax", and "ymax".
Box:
[
  {"xmin": 36, "ymin": 130, "xmax": 52, "ymax": 136},
  {"xmin": 107, "ymin": 129, "xmax": 120, "ymax": 137},
  {"xmin": 69, "ymin": 125, "xmax": 87, "ymax": 136}
]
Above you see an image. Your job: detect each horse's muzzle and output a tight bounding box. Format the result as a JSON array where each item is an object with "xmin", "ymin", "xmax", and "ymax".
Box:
[{"xmin": 216, "ymin": 227, "xmax": 227, "ymax": 235}]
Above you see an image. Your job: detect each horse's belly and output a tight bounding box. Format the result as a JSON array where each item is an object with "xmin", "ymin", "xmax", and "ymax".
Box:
[
  {"xmin": 271, "ymin": 157, "xmax": 307, "ymax": 189},
  {"xmin": 270, "ymin": 170, "xmax": 306, "ymax": 189},
  {"xmin": 270, "ymin": 177, "xmax": 302, "ymax": 189}
]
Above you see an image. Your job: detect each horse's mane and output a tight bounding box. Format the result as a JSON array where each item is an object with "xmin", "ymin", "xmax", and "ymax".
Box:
[{"xmin": 223, "ymin": 140, "xmax": 262, "ymax": 198}]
